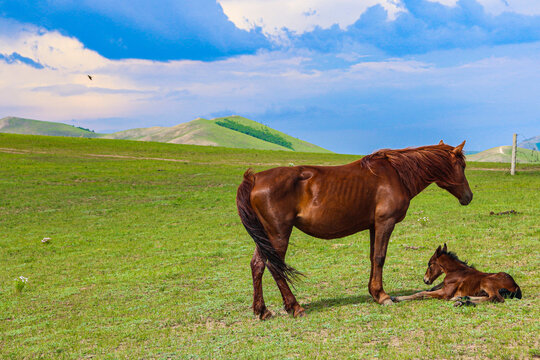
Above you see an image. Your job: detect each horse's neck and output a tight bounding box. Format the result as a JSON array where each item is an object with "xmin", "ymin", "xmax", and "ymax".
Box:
[
  {"xmin": 439, "ymin": 255, "xmax": 469, "ymax": 273},
  {"xmin": 409, "ymin": 179, "xmax": 432, "ymax": 199},
  {"xmin": 393, "ymin": 151, "xmax": 449, "ymax": 199}
]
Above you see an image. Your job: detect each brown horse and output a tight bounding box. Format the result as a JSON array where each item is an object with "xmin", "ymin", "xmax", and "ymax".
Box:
[
  {"xmin": 236, "ymin": 141, "xmax": 473, "ymax": 319},
  {"xmin": 395, "ymin": 244, "xmax": 522, "ymax": 305}
]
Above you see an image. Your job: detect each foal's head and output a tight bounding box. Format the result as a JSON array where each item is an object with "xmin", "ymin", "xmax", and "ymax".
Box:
[
  {"xmin": 435, "ymin": 140, "xmax": 473, "ymax": 205},
  {"xmin": 423, "ymin": 243, "xmax": 448, "ymax": 285}
]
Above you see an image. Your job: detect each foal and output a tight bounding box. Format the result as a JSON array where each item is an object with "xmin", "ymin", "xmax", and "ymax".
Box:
[{"xmin": 395, "ymin": 244, "xmax": 521, "ymax": 305}]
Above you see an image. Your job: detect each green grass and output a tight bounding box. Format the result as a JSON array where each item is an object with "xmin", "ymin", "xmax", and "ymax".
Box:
[{"xmin": 0, "ymin": 133, "xmax": 538, "ymax": 359}]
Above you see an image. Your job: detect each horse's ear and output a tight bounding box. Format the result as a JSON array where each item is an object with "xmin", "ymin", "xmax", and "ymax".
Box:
[
  {"xmin": 453, "ymin": 140, "xmax": 466, "ymax": 154},
  {"xmin": 443, "ymin": 243, "xmax": 447, "ymax": 253},
  {"xmin": 436, "ymin": 245, "xmax": 442, "ymax": 255},
  {"xmin": 438, "ymin": 140, "xmax": 444, "ymax": 145}
]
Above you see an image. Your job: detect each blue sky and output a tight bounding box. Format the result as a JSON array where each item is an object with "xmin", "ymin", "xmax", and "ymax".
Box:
[{"xmin": 0, "ymin": 0, "xmax": 539, "ymax": 153}]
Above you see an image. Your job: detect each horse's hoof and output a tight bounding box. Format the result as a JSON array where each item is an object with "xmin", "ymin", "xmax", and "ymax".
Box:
[
  {"xmin": 454, "ymin": 301, "xmax": 464, "ymax": 307},
  {"xmin": 382, "ymin": 298, "xmax": 395, "ymax": 306},
  {"xmin": 293, "ymin": 307, "xmax": 306, "ymax": 318},
  {"xmin": 259, "ymin": 309, "xmax": 273, "ymax": 320}
]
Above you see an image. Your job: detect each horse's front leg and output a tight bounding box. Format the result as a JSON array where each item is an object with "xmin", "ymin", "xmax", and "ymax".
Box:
[{"xmin": 368, "ymin": 220, "xmax": 395, "ymax": 305}]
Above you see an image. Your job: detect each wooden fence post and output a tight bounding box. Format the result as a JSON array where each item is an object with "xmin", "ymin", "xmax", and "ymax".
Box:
[{"xmin": 511, "ymin": 133, "xmax": 517, "ymax": 175}]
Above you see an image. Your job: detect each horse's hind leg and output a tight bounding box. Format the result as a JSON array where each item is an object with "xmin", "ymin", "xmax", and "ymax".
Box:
[
  {"xmin": 251, "ymin": 248, "xmax": 272, "ymax": 320},
  {"xmin": 266, "ymin": 234, "xmax": 305, "ymax": 317}
]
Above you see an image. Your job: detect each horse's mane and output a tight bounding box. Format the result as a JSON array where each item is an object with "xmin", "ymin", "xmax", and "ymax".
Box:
[
  {"xmin": 441, "ymin": 249, "xmax": 475, "ymax": 269},
  {"xmin": 360, "ymin": 144, "xmax": 465, "ymax": 198}
]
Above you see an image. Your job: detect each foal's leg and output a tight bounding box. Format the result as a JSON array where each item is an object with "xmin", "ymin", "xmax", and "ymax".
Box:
[
  {"xmin": 368, "ymin": 221, "xmax": 395, "ymax": 305},
  {"xmin": 395, "ymin": 288, "xmax": 450, "ymax": 302},
  {"xmin": 251, "ymin": 248, "xmax": 272, "ymax": 320},
  {"xmin": 455, "ymin": 288, "xmax": 505, "ymax": 305}
]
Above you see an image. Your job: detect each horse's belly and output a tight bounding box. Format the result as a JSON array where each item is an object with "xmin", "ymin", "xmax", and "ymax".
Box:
[{"xmin": 294, "ymin": 209, "xmax": 371, "ymax": 239}]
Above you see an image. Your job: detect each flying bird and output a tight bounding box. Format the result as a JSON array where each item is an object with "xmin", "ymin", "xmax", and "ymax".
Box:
[{"xmin": 87, "ymin": 75, "xmax": 93, "ymax": 80}]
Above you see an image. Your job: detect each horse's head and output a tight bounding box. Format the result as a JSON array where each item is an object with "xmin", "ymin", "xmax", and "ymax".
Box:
[
  {"xmin": 423, "ymin": 243, "xmax": 447, "ymax": 285},
  {"xmin": 435, "ymin": 140, "xmax": 473, "ymax": 205}
]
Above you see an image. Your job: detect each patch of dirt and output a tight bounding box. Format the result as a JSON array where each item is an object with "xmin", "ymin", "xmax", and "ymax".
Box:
[
  {"xmin": 403, "ymin": 245, "xmax": 425, "ymax": 250},
  {"xmin": 84, "ymin": 153, "xmax": 190, "ymax": 162},
  {"xmin": 489, "ymin": 210, "xmax": 518, "ymax": 216},
  {"xmin": 0, "ymin": 147, "xmax": 35, "ymax": 154}
]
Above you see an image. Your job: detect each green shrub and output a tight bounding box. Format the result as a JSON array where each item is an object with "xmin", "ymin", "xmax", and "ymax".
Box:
[{"xmin": 216, "ymin": 118, "xmax": 293, "ymax": 149}]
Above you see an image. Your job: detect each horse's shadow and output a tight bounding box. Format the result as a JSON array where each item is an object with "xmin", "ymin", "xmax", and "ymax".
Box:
[{"xmin": 304, "ymin": 289, "xmax": 424, "ymax": 314}]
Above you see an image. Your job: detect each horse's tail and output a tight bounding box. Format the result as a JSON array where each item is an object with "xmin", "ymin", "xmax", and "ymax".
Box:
[{"xmin": 236, "ymin": 169, "xmax": 302, "ymax": 284}]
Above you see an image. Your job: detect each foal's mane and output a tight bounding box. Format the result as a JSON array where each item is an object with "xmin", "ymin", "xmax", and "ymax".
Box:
[
  {"xmin": 361, "ymin": 144, "xmax": 465, "ymax": 198},
  {"xmin": 441, "ymin": 249, "xmax": 475, "ymax": 269}
]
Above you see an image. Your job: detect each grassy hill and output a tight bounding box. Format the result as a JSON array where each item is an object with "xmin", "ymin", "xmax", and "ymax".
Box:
[
  {"xmin": 0, "ymin": 133, "xmax": 537, "ymax": 359},
  {"xmin": 103, "ymin": 115, "xmax": 331, "ymax": 153},
  {"xmin": 2, "ymin": 115, "xmax": 331, "ymax": 153},
  {"xmin": 518, "ymin": 135, "xmax": 540, "ymax": 151},
  {"xmin": 466, "ymin": 145, "xmax": 540, "ymax": 163},
  {"xmin": 0, "ymin": 116, "xmax": 101, "ymax": 138}
]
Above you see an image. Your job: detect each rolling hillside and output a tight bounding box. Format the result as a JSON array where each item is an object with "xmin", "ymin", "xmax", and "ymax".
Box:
[
  {"xmin": 102, "ymin": 115, "xmax": 331, "ymax": 153},
  {"xmin": 0, "ymin": 116, "xmax": 101, "ymax": 138},
  {"xmin": 519, "ymin": 135, "xmax": 540, "ymax": 151},
  {"xmin": 466, "ymin": 145, "xmax": 540, "ymax": 163},
  {"xmin": 1, "ymin": 115, "xmax": 331, "ymax": 153}
]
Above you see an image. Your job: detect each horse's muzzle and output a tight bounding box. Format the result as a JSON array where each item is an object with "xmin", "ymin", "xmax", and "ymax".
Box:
[
  {"xmin": 459, "ymin": 191, "xmax": 473, "ymax": 205},
  {"xmin": 423, "ymin": 276, "xmax": 432, "ymax": 285}
]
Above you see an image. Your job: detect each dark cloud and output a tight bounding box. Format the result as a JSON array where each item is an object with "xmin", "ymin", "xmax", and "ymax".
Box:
[{"xmin": 0, "ymin": 52, "xmax": 44, "ymax": 69}]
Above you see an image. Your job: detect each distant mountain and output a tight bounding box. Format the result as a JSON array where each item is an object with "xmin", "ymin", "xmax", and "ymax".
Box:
[
  {"xmin": 103, "ymin": 115, "xmax": 331, "ymax": 153},
  {"xmin": 0, "ymin": 115, "xmax": 331, "ymax": 153},
  {"xmin": 0, "ymin": 116, "xmax": 101, "ymax": 138},
  {"xmin": 466, "ymin": 146, "xmax": 540, "ymax": 163},
  {"xmin": 518, "ymin": 135, "xmax": 540, "ymax": 151}
]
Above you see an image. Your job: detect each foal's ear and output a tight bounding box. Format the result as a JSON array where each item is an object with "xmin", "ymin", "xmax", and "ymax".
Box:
[
  {"xmin": 453, "ymin": 140, "xmax": 466, "ymax": 154},
  {"xmin": 436, "ymin": 245, "xmax": 442, "ymax": 255},
  {"xmin": 438, "ymin": 140, "xmax": 444, "ymax": 145},
  {"xmin": 442, "ymin": 243, "xmax": 447, "ymax": 253}
]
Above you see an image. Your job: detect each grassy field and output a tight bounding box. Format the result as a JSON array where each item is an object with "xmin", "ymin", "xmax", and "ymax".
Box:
[{"xmin": 0, "ymin": 133, "xmax": 538, "ymax": 359}]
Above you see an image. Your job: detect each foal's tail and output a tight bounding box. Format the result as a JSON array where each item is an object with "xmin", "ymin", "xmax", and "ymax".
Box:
[
  {"xmin": 236, "ymin": 169, "xmax": 302, "ymax": 284},
  {"xmin": 499, "ymin": 287, "xmax": 522, "ymax": 299},
  {"xmin": 498, "ymin": 273, "xmax": 522, "ymax": 299}
]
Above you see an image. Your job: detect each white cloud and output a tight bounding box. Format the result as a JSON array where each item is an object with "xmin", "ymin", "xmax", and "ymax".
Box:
[
  {"xmin": 217, "ymin": 0, "xmax": 405, "ymax": 35},
  {"xmin": 427, "ymin": 0, "xmax": 540, "ymax": 15},
  {"xmin": 218, "ymin": 0, "xmax": 540, "ymax": 37}
]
